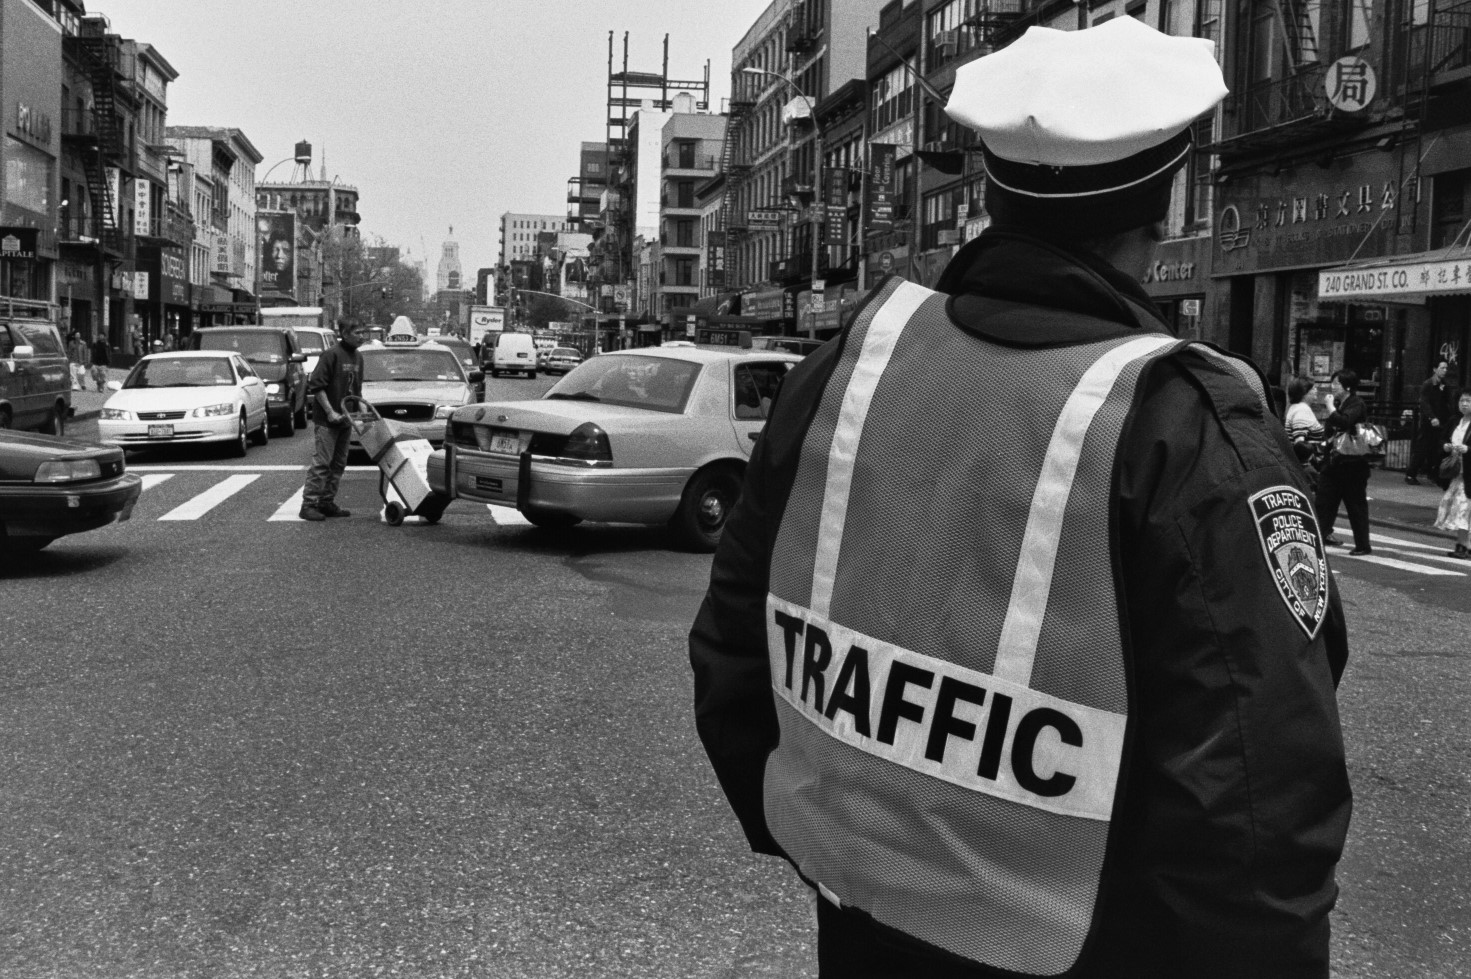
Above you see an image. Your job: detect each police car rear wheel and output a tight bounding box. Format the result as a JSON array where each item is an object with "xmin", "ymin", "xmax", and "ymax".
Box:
[{"xmin": 673, "ymin": 465, "xmax": 741, "ymax": 552}]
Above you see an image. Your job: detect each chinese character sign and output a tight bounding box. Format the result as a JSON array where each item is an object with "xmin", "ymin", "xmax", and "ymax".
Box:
[
  {"xmin": 825, "ymin": 167, "xmax": 848, "ymax": 246},
  {"xmin": 1326, "ymin": 56, "xmax": 1376, "ymax": 113},
  {"xmin": 867, "ymin": 145, "xmax": 896, "ymax": 234}
]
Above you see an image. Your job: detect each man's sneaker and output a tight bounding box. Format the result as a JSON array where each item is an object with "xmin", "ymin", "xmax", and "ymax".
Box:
[
  {"xmin": 299, "ymin": 506, "xmax": 327, "ymax": 522},
  {"xmin": 320, "ymin": 502, "xmax": 352, "ymax": 518}
]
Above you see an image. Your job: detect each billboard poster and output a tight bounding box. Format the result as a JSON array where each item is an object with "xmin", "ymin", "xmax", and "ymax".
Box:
[
  {"xmin": 866, "ymin": 145, "xmax": 896, "ymax": 234},
  {"xmin": 256, "ymin": 212, "xmax": 296, "ymax": 294}
]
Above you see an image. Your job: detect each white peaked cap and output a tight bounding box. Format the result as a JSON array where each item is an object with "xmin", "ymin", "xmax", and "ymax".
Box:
[{"xmin": 945, "ymin": 17, "xmax": 1228, "ymax": 168}]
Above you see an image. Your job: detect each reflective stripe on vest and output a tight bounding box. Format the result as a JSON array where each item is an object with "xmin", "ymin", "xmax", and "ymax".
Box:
[{"xmin": 764, "ymin": 277, "xmax": 1189, "ymax": 975}]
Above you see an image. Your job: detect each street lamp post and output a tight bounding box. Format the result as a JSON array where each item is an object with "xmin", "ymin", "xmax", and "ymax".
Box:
[{"xmin": 742, "ymin": 67, "xmax": 824, "ymax": 338}]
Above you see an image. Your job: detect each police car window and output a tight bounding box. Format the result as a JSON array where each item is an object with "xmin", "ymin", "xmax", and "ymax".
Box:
[
  {"xmin": 0, "ymin": 326, "xmax": 14, "ymax": 357},
  {"xmin": 14, "ymin": 323, "xmax": 63, "ymax": 355},
  {"xmin": 297, "ymin": 332, "xmax": 325, "ymax": 352}
]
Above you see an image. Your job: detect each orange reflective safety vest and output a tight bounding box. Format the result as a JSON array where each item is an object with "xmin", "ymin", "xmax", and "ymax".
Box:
[{"xmin": 763, "ymin": 277, "xmax": 1267, "ymax": 975}]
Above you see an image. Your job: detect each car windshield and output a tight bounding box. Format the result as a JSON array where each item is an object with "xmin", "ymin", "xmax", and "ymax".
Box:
[
  {"xmin": 545, "ymin": 354, "xmax": 697, "ymax": 412},
  {"xmin": 125, "ymin": 357, "xmax": 235, "ymax": 388},
  {"xmin": 296, "ymin": 332, "xmax": 326, "ymax": 352},
  {"xmin": 362, "ymin": 349, "xmax": 465, "ymax": 383},
  {"xmin": 196, "ymin": 331, "xmax": 284, "ymax": 363},
  {"xmin": 552, "ymin": 348, "xmax": 580, "ymax": 358}
]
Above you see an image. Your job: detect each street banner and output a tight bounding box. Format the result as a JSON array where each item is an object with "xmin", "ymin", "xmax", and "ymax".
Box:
[
  {"xmin": 866, "ymin": 145, "xmax": 896, "ymax": 234},
  {"xmin": 825, "ymin": 167, "xmax": 848, "ymax": 246},
  {"xmin": 707, "ymin": 230, "xmax": 726, "ymax": 289},
  {"xmin": 256, "ymin": 212, "xmax": 296, "ymax": 294},
  {"xmin": 134, "ymin": 179, "xmax": 151, "ymax": 237}
]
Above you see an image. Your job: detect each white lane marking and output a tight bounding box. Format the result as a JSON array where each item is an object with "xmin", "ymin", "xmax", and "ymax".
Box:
[
  {"xmin": 1369, "ymin": 531, "xmax": 1444, "ymax": 552},
  {"xmin": 1334, "ymin": 551, "xmax": 1464, "ymax": 576},
  {"xmin": 269, "ymin": 486, "xmax": 306, "ymax": 522},
  {"xmin": 157, "ymin": 474, "xmax": 260, "ymax": 521},
  {"xmin": 1363, "ymin": 545, "xmax": 1471, "ymax": 569},
  {"xmin": 139, "ymin": 473, "xmax": 175, "ymax": 491},
  {"xmin": 488, "ymin": 504, "xmax": 532, "ymax": 526},
  {"xmin": 127, "ymin": 464, "xmax": 378, "ymax": 472}
]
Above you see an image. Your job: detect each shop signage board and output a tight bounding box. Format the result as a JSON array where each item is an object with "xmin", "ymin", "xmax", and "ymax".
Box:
[
  {"xmin": 134, "ymin": 180, "xmax": 152, "ymax": 237},
  {"xmin": 1214, "ymin": 153, "xmax": 1408, "ymax": 274},
  {"xmin": 743, "ymin": 290, "xmax": 792, "ymax": 321},
  {"xmin": 746, "ymin": 210, "xmax": 783, "ymax": 230},
  {"xmin": 1319, "ymin": 255, "xmax": 1471, "ymax": 300}
]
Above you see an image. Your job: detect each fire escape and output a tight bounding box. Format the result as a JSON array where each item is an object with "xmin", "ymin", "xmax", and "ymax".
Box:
[
  {"xmin": 61, "ymin": 17, "xmax": 134, "ymax": 261},
  {"xmin": 598, "ymin": 32, "xmax": 710, "ymax": 311},
  {"xmin": 714, "ymin": 92, "xmax": 754, "ymax": 290}
]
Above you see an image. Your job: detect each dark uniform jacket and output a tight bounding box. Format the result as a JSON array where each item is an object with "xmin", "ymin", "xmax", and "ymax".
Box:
[{"xmin": 690, "ymin": 231, "xmax": 1352, "ymax": 978}]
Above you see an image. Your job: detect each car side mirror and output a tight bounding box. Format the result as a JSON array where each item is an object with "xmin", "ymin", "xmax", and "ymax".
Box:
[
  {"xmin": 290, "ymin": 353, "xmax": 307, "ymax": 363},
  {"xmin": 106, "ymin": 380, "xmax": 122, "ymax": 392},
  {"xmin": 468, "ymin": 370, "xmax": 485, "ymax": 383},
  {"xmin": 11, "ymin": 344, "xmax": 34, "ymax": 360}
]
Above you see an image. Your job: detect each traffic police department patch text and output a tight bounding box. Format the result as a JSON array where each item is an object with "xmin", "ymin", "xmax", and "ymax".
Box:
[{"xmin": 1250, "ymin": 486, "xmax": 1329, "ymax": 639}]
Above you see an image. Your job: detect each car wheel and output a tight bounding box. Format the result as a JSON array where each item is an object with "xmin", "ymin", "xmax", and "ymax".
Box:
[
  {"xmin": 491, "ymin": 369, "xmax": 501, "ymax": 378},
  {"xmin": 0, "ymin": 408, "xmax": 11, "ymax": 430},
  {"xmin": 276, "ymin": 412, "xmax": 296, "ymax": 438},
  {"xmin": 251, "ymin": 412, "xmax": 270, "ymax": 446},
  {"xmin": 231, "ymin": 413, "xmax": 249, "ymax": 457},
  {"xmin": 40, "ymin": 402, "xmax": 65, "ymax": 437},
  {"xmin": 672, "ymin": 465, "xmax": 742, "ymax": 552},
  {"xmin": 522, "ymin": 508, "xmax": 581, "ymax": 530}
]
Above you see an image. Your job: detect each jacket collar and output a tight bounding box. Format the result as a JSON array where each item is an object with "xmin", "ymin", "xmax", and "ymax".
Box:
[{"xmin": 934, "ymin": 231, "xmax": 1174, "ymax": 347}]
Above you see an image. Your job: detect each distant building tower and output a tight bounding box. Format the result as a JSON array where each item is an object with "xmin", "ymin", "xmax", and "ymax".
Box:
[{"xmin": 437, "ymin": 227, "xmax": 462, "ymax": 293}]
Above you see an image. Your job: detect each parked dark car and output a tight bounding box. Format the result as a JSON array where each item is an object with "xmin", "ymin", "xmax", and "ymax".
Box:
[
  {"xmin": 0, "ymin": 314, "xmax": 71, "ymax": 435},
  {"xmin": 186, "ymin": 326, "xmax": 307, "ymax": 436},
  {"xmin": 431, "ymin": 337, "xmax": 485, "ymax": 402},
  {"xmin": 0, "ymin": 429, "xmax": 141, "ymax": 554}
]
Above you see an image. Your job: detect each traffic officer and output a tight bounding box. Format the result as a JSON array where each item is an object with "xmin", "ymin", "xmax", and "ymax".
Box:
[{"xmin": 689, "ymin": 17, "xmax": 1351, "ymax": 978}]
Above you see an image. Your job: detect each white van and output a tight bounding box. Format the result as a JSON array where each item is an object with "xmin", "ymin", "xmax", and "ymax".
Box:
[{"xmin": 490, "ymin": 332, "xmax": 538, "ymax": 378}]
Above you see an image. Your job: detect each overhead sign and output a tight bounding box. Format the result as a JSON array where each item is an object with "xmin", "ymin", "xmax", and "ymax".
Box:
[
  {"xmin": 0, "ymin": 228, "xmax": 38, "ymax": 260},
  {"xmin": 866, "ymin": 144, "xmax": 896, "ymax": 234},
  {"xmin": 746, "ymin": 209, "xmax": 783, "ymax": 230},
  {"xmin": 1326, "ymin": 56, "xmax": 1376, "ymax": 114}
]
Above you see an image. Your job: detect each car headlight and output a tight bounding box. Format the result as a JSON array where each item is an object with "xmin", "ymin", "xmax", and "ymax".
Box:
[
  {"xmin": 35, "ymin": 459, "xmax": 102, "ymax": 484},
  {"xmin": 100, "ymin": 408, "xmax": 133, "ymax": 421},
  {"xmin": 434, "ymin": 405, "xmax": 456, "ymax": 419},
  {"xmin": 265, "ymin": 383, "xmax": 282, "ymax": 396},
  {"xmin": 192, "ymin": 403, "xmax": 236, "ymax": 418}
]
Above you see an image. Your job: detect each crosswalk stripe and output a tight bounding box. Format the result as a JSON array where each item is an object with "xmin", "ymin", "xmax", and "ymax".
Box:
[
  {"xmin": 1334, "ymin": 551, "xmax": 1465, "ymax": 576},
  {"xmin": 157, "ymin": 474, "xmax": 260, "ymax": 521},
  {"xmin": 139, "ymin": 473, "xmax": 174, "ymax": 491},
  {"xmin": 269, "ymin": 486, "xmax": 305, "ymax": 522},
  {"xmin": 488, "ymin": 504, "xmax": 532, "ymax": 526},
  {"xmin": 1369, "ymin": 531, "xmax": 1444, "ymax": 552}
]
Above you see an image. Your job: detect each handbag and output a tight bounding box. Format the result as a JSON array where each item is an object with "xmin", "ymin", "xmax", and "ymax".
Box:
[
  {"xmin": 1437, "ymin": 452, "xmax": 1461, "ymax": 490},
  {"xmin": 1333, "ymin": 422, "xmax": 1386, "ymax": 457}
]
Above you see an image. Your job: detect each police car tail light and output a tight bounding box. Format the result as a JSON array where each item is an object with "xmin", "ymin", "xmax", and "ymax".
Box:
[
  {"xmin": 562, "ymin": 422, "xmax": 611, "ymax": 463},
  {"xmin": 35, "ymin": 459, "xmax": 102, "ymax": 484}
]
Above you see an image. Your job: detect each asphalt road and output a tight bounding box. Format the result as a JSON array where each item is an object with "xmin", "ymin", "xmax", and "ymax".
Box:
[{"xmin": 2, "ymin": 373, "xmax": 1468, "ymax": 977}]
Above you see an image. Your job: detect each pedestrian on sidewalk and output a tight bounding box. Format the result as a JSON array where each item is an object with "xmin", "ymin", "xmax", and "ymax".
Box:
[
  {"xmin": 1435, "ymin": 391, "xmax": 1471, "ymax": 558},
  {"xmin": 691, "ymin": 18, "xmax": 1350, "ymax": 979},
  {"xmin": 1316, "ymin": 368, "xmax": 1374, "ymax": 555},
  {"xmin": 1405, "ymin": 360, "xmax": 1451, "ymax": 484},
  {"xmin": 89, "ymin": 334, "xmax": 111, "ymax": 392},
  {"xmin": 1285, "ymin": 374, "xmax": 1327, "ymax": 485},
  {"xmin": 66, "ymin": 331, "xmax": 87, "ymax": 391},
  {"xmin": 299, "ymin": 317, "xmax": 367, "ymax": 522}
]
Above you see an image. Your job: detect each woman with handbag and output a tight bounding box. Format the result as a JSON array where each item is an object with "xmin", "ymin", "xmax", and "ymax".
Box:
[
  {"xmin": 1434, "ymin": 391, "xmax": 1471, "ymax": 558},
  {"xmin": 1284, "ymin": 375, "xmax": 1327, "ymax": 486},
  {"xmin": 1315, "ymin": 368, "xmax": 1374, "ymax": 555}
]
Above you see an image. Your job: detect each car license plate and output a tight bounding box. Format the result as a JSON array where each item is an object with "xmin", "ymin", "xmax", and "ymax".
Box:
[
  {"xmin": 490, "ymin": 433, "xmax": 519, "ymax": 454},
  {"xmin": 148, "ymin": 424, "xmax": 174, "ymax": 438}
]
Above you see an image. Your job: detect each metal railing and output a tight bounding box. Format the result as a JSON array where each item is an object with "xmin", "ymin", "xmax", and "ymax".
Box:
[
  {"xmin": 0, "ymin": 296, "xmax": 59, "ymax": 321},
  {"xmin": 1403, "ymin": 1, "xmax": 1471, "ymax": 77},
  {"xmin": 1221, "ymin": 65, "xmax": 1331, "ymax": 139}
]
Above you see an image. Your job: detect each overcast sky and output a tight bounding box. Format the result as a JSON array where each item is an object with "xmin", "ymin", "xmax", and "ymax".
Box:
[{"xmin": 103, "ymin": 0, "xmax": 773, "ymax": 281}]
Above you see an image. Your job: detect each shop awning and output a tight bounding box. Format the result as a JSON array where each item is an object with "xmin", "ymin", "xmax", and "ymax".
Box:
[{"xmin": 1318, "ymin": 248, "xmax": 1471, "ymax": 302}]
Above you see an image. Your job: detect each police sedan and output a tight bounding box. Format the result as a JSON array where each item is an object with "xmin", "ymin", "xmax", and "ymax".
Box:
[{"xmin": 429, "ymin": 346, "xmax": 799, "ymax": 550}]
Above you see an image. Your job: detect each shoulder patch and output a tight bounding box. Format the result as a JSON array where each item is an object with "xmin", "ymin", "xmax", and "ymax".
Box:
[{"xmin": 1249, "ymin": 486, "xmax": 1329, "ymax": 639}]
